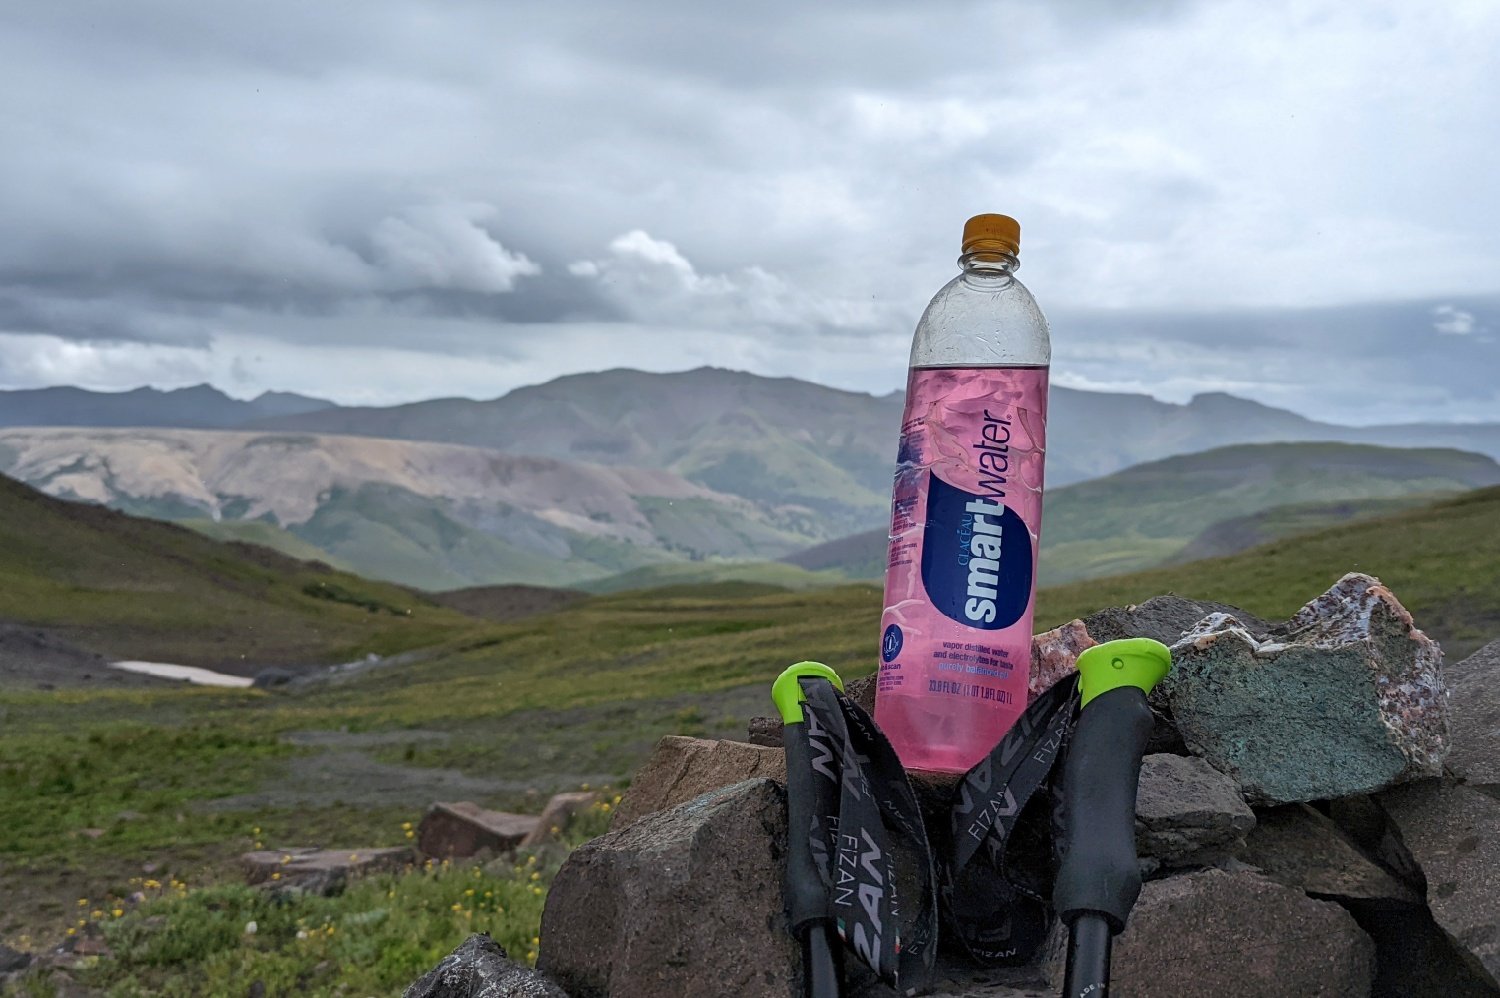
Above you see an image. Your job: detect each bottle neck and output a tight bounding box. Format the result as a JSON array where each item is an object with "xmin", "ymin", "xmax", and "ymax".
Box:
[{"xmin": 959, "ymin": 250, "xmax": 1019, "ymax": 287}]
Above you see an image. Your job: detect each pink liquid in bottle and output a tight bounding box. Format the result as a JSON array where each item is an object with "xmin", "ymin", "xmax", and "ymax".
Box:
[{"xmin": 874, "ymin": 213, "xmax": 1050, "ymax": 774}]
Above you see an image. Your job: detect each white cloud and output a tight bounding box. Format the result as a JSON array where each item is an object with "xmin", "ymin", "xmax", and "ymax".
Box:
[
  {"xmin": 0, "ymin": 333, "xmax": 210, "ymax": 390},
  {"xmin": 1433, "ymin": 304, "xmax": 1476, "ymax": 335},
  {"xmin": 574, "ymin": 229, "xmax": 893, "ymax": 334},
  {"xmin": 369, "ymin": 203, "xmax": 540, "ymax": 293}
]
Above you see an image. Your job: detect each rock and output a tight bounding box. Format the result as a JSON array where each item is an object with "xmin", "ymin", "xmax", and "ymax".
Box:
[
  {"xmin": 746, "ymin": 715, "xmax": 783, "ymax": 747},
  {"xmin": 845, "ymin": 673, "xmax": 877, "ymax": 714},
  {"xmin": 1043, "ymin": 868, "xmax": 1374, "ymax": 997},
  {"xmin": 519, "ymin": 792, "xmax": 599, "ymax": 848},
  {"xmin": 1239, "ymin": 804, "xmax": 1419, "ymax": 903},
  {"xmin": 1084, "ymin": 594, "xmax": 1272, "ymax": 646},
  {"xmin": 610, "ymin": 736, "xmax": 785, "ymax": 830},
  {"xmin": 0, "ymin": 943, "xmax": 30, "ymax": 973},
  {"xmin": 1381, "ymin": 780, "xmax": 1500, "ymax": 985},
  {"xmin": 68, "ymin": 936, "xmax": 111, "ymax": 958},
  {"xmin": 1447, "ymin": 639, "xmax": 1500, "ymax": 785},
  {"xmin": 1133, "ymin": 754, "xmax": 1255, "ymax": 867},
  {"xmin": 1028, "ymin": 618, "xmax": 1095, "ymax": 699},
  {"xmin": 242, "ymin": 846, "xmax": 411, "ymax": 895},
  {"xmin": 855, "ymin": 961, "xmax": 1049, "ymax": 997},
  {"xmin": 744, "ymin": 673, "xmax": 875, "ymax": 747},
  {"xmin": 1166, "ymin": 573, "xmax": 1448, "ymax": 804},
  {"xmin": 1342, "ymin": 899, "xmax": 1500, "ymax": 998},
  {"xmin": 539, "ymin": 778, "xmax": 795, "ymax": 998},
  {"xmin": 1324, "ymin": 794, "xmax": 1428, "ymax": 889},
  {"xmin": 252, "ymin": 667, "xmax": 297, "ymax": 689},
  {"xmin": 404, "ymin": 932, "xmax": 569, "ymax": 998},
  {"xmin": 419, "ymin": 802, "xmax": 540, "ymax": 860}
]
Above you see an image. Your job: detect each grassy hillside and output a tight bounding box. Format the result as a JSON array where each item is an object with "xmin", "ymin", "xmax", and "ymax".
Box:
[
  {"xmin": 0, "ymin": 474, "xmax": 476, "ymax": 669},
  {"xmin": 781, "ymin": 442, "xmax": 1500, "ymax": 586},
  {"xmin": 1165, "ymin": 494, "xmax": 1440, "ymax": 564},
  {"xmin": 1040, "ymin": 441, "xmax": 1499, "ymax": 584},
  {"xmin": 1038, "ymin": 485, "xmax": 1500, "ymax": 658},
  {"xmin": 577, "ymin": 559, "xmax": 848, "ymax": 594}
]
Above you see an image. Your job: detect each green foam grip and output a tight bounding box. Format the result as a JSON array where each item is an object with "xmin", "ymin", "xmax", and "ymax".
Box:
[
  {"xmin": 771, "ymin": 661, "xmax": 844, "ymax": 724},
  {"xmin": 1076, "ymin": 637, "xmax": 1172, "ymax": 709}
]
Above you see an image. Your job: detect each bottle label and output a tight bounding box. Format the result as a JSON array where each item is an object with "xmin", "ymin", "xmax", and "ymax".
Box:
[{"xmin": 876, "ymin": 366, "xmax": 1048, "ymax": 771}]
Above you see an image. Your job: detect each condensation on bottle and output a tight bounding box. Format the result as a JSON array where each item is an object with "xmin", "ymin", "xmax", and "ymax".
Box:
[{"xmin": 874, "ymin": 213, "xmax": 1051, "ymax": 774}]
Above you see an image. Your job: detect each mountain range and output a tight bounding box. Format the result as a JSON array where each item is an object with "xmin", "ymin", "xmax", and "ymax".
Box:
[
  {"xmin": 2, "ymin": 368, "xmax": 1499, "ymax": 590},
  {"xmin": 0, "ymin": 427, "xmax": 825, "ymax": 590},
  {"xmin": 0, "ymin": 384, "xmax": 334, "ymax": 429}
]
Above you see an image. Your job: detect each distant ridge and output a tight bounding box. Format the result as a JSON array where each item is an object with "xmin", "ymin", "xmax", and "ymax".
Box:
[
  {"xmin": 780, "ymin": 441, "xmax": 1500, "ymax": 586},
  {"xmin": 0, "ymin": 384, "xmax": 334, "ymax": 429}
]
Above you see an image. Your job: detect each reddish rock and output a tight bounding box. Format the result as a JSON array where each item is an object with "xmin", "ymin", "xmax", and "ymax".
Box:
[
  {"xmin": 611, "ymin": 736, "xmax": 785, "ymax": 830},
  {"xmin": 1029, "ymin": 618, "xmax": 1095, "ymax": 699},
  {"xmin": 418, "ymin": 802, "xmax": 540, "ymax": 860}
]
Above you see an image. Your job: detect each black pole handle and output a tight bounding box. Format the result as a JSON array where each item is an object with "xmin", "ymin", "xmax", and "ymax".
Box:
[
  {"xmin": 1052, "ymin": 639, "xmax": 1171, "ymax": 998},
  {"xmin": 773, "ymin": 663, "xmax": 846, "ymax": 998}
]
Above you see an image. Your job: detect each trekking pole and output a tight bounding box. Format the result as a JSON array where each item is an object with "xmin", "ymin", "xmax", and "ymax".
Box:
[
  {"xmin": 773, "ymin": 662, "xmax": 846, "ymax": 998},
  {"xmin": 1051, "ymin": 638, "xmax": 1172, "ymax": 998}
]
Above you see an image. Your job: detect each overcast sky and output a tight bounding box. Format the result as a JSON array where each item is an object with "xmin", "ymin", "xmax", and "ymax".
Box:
[{"xmin": 2, "ymin": 0, "xmax": 1497, "ymax": 424}]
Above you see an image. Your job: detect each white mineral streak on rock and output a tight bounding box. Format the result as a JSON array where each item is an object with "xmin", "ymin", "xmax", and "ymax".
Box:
[{"xmin": 1281, "ymin": 573, "xmax": 1448, "ymax": 774}]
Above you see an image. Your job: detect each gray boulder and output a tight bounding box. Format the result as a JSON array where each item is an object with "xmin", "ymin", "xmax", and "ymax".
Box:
[
  {"xmin": 609, "ymin": 735, "xmax": 785, "ymax": 830},
  {"xmin": 1084, "ymin": 594, "xmax": 1272, "ymax": 646},
  {"xmin": 405, "ymin": 933, "xmax": 570, "ymax": 998},
  {"xmin": 1166, "ymin": 573, "xmax": 1448, "ymax": 804},
  {"xmin": 1381, "ymin": 780, "xmax": 1500, "ymax": 986},
  {"xmin": 1447, "ymin": 639, "xmax": 1500, "ymax": 785},
  {"xmin": 251, "ymin": 667, "xmax": 297, "ymax": 688},
  {"xmin": 539, "ymin": 778, "xmax": 796, "ymax": 998},
  {"xmin": 241, "ymin": 846, "xmax": 411, "ymax": 896},
  {"xmin": 1043, "ymin": 868, "xmax": 1374, "ymax": 997},
  {"xmin": 1238, "ymin": 804, "xmax": 1419, "ymax": 904},
  {"xmin": 1134, "ymin": 753, "xmax": 1255, "ymax": 867}
]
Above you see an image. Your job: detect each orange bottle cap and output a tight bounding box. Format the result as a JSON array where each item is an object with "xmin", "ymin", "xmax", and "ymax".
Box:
[{"xmin": 961, "ymin": 213, "xmax": 1021, "ymax": 256}]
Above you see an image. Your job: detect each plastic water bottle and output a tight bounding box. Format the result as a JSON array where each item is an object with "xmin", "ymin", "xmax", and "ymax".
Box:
[{"xmin": 874, "ymin": 214, "xmax": 1050, "ymax": 774}]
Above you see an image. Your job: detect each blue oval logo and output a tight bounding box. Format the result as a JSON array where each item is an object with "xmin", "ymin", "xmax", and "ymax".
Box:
[
  {"xmin": 881, "ymin": 624, "xmax": 904, "ymax": 662},
  {"xmin": 919, "ymin": 473, "xmax": 1033, "ymax": 630}
]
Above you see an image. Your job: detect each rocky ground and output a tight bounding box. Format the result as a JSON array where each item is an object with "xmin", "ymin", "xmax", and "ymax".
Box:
[
  {"xmin": 4, "ymin": 574, "xmax": 1496, "ymax": 997},
  {"xmin": 418, "ymin": 575, "xmax": 1500, "ymax": 998}
]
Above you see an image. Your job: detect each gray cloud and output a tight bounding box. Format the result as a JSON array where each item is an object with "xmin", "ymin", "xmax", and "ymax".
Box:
[{"xmin": 0, "ymin": 0, "xmax": 1496, "ymax": 425}]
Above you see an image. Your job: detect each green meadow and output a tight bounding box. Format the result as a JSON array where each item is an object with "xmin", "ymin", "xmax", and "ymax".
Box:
[{"xmin": 2, "ymin": 484, "xmax": 1497, "ymax": 994}]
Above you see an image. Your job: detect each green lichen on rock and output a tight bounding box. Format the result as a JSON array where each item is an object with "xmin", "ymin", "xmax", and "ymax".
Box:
[{"xmin": 1164, "ymin": 573, "xmax": 1448, "ymax": 805}]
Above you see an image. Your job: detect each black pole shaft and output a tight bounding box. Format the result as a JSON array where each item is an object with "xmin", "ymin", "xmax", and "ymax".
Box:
[
  {"xmin": 1062, "ymin": 914, "xmax": 1112, "ymax": 998},
  {"xmin": 783, "ymin": 714, "xmax": 842, "ymax": 998},
  {"xmin": 802, "ymin": 932, "xmax": 842, "ymax": 998}
]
